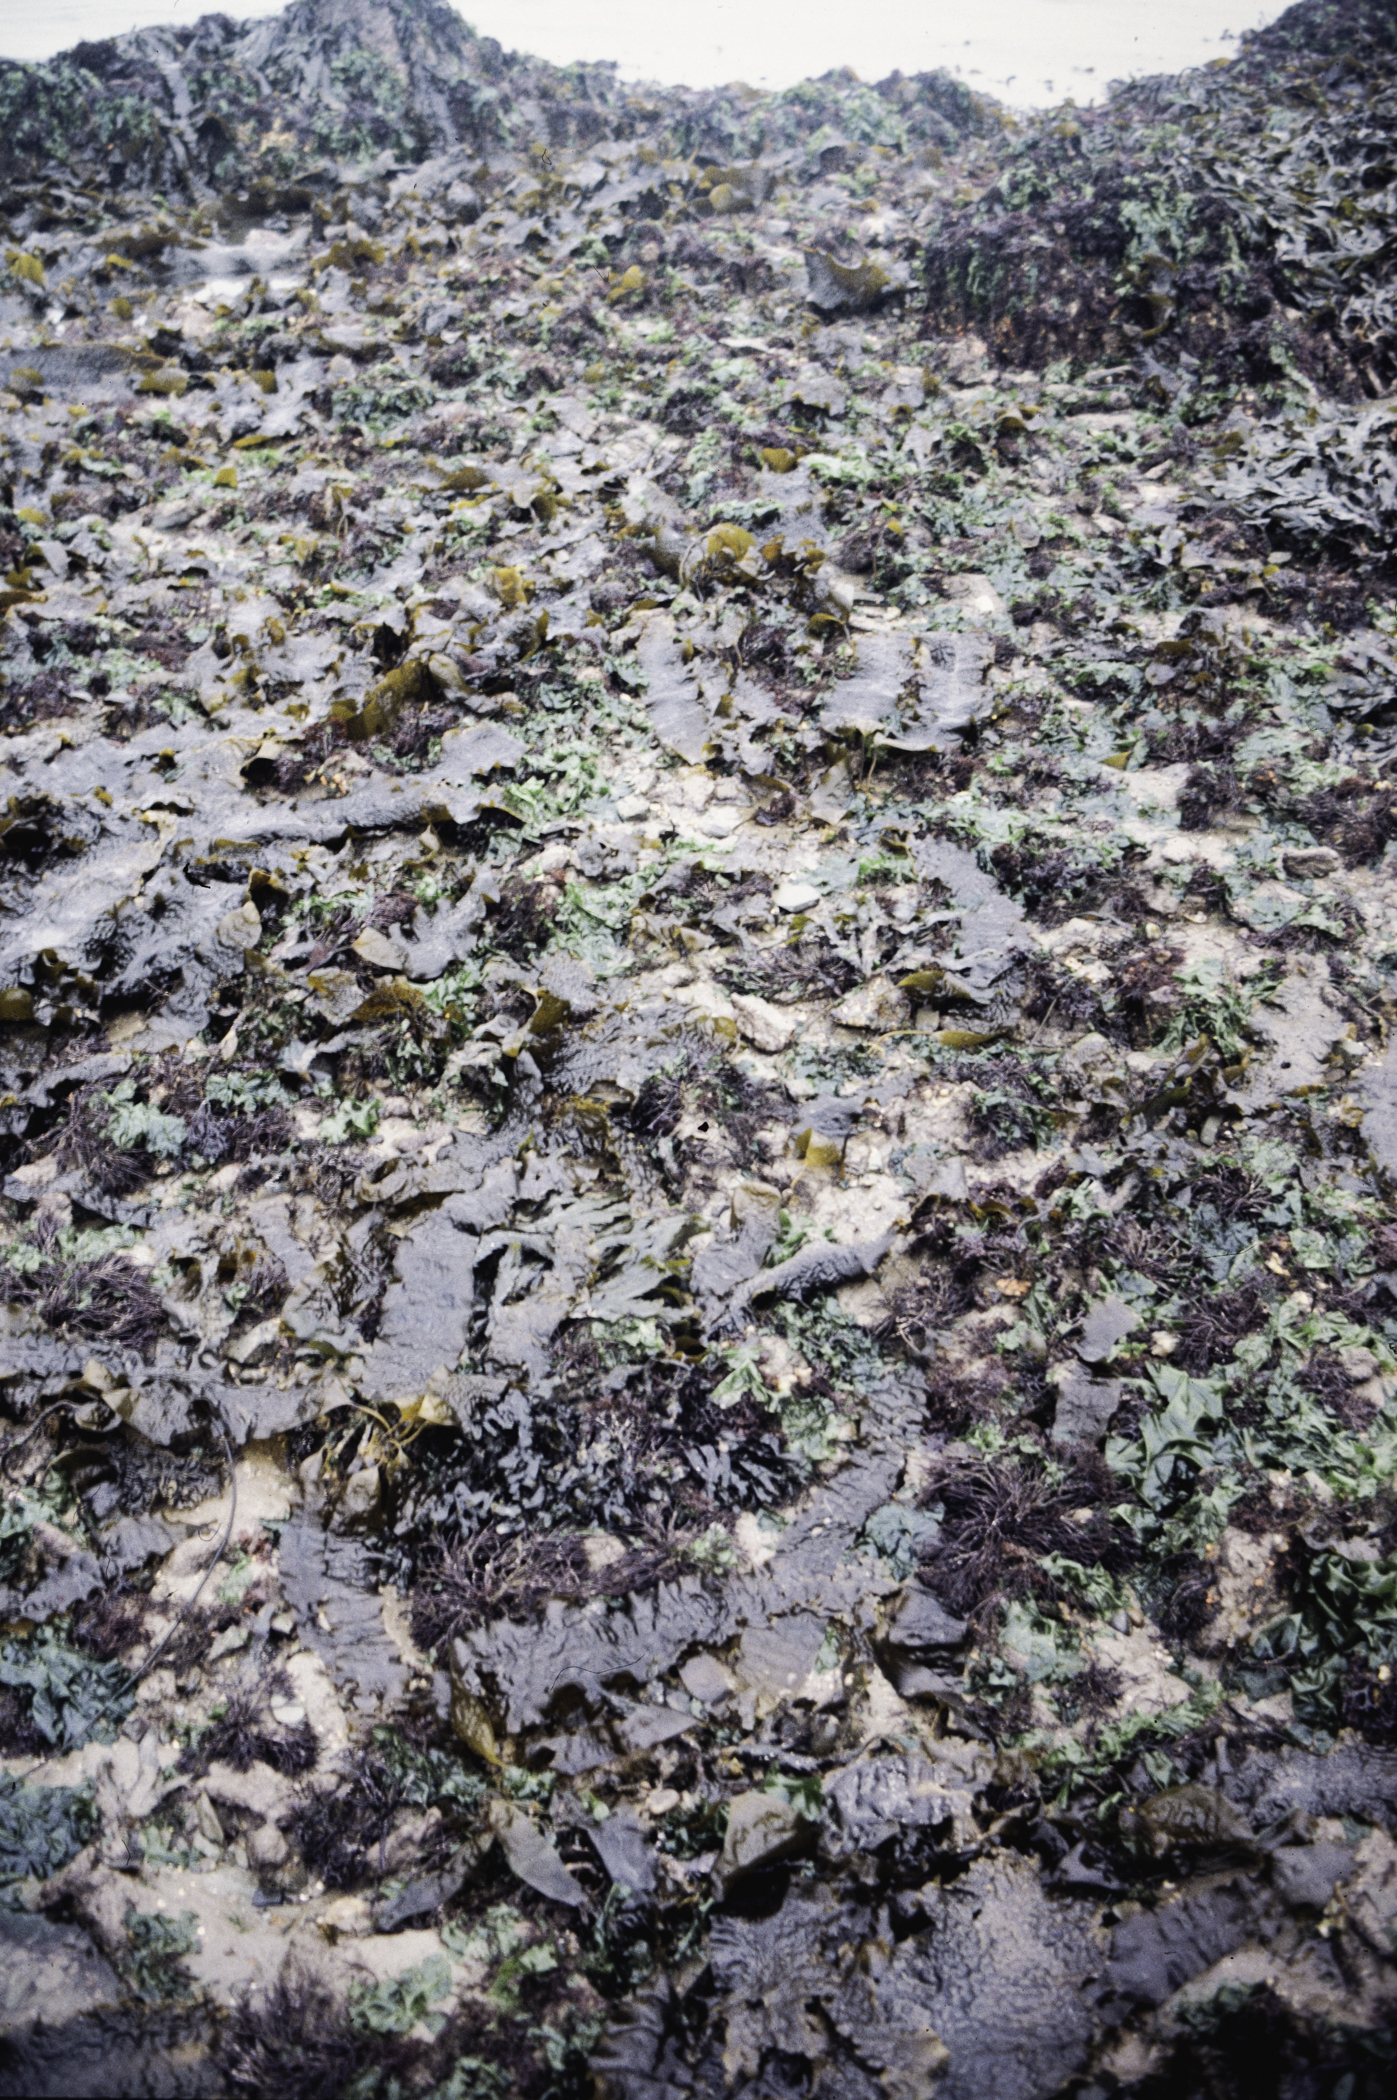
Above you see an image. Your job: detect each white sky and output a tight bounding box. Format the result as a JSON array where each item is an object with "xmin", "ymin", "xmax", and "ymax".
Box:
[{"xmin": 4, "ymin": 0, "xmax": 1292, "ymax": 109}]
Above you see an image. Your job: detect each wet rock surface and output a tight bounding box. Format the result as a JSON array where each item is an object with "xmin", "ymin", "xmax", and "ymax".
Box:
[{"xmin": 3, "ymin": 0, "xmax": 1397, "ymax": 2092}]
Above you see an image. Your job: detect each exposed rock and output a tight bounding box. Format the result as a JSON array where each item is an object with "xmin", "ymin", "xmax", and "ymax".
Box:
[
  {"xmin": 832, "ymin": 978, "xmax": 912, "ymax": 1032},
  {"xmin": 730, "ymin": 992, "xmax": 797, "ymax": 1053},
  {"xmin": 717, "ymin": 1792, "xmax": 811, "ymax": 1888}
]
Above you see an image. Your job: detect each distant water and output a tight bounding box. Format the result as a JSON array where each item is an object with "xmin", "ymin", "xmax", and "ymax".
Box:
[{"xmin": 4, "ymin": 0, "xmax": 1290, "ymax": 110}]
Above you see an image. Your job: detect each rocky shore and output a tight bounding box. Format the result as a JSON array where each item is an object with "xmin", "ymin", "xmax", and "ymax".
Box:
[{"xmin": 2, "ymin": 1, "xmax": 1397, "ymax": 2093}]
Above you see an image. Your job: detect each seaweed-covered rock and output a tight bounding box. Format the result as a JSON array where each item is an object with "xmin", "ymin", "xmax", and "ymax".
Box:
[
  {"xmin": 922, "ymin": 0, "xmax": 1397, "ymax": 391},
  {"xmin": 1, "ymin": 1, "xmax": 1396, "ymax": 2093}
]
